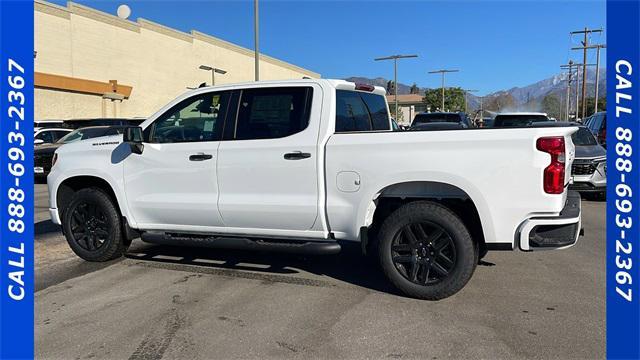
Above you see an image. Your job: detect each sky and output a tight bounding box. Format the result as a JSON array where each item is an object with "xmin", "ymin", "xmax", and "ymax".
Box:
[{"xmin": 47, "ymin": 0, "xmax": 607, "ymax": 95}]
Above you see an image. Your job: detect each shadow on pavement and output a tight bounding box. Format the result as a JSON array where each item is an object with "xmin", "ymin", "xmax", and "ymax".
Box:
[
  {"xmin": 125, "ymin": 241, "xmax": 401, "ymax": 295},
  {"xmin": 35, "ymin": 219, "xmax": 61, "ymax": 237}
]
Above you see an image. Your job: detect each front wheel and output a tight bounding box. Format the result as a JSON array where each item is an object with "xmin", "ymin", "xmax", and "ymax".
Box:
[
  {"xmin": 378, "ymin": 201, "xmax": 478, "ymax": 300},
  {"xmin": 62, "ymin": 188, "xmax": 126, "ymax": 262}
]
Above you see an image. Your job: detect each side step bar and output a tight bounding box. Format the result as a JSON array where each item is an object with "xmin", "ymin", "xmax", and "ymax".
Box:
[{"xmin": 140, "ymin": 232, "xmax": 341, "ymax": 255}]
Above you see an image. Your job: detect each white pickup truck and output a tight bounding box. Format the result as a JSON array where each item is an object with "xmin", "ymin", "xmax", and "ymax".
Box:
[{"xmin": 47, "ymin": 79, "xmax": 582, "ymax": 300}]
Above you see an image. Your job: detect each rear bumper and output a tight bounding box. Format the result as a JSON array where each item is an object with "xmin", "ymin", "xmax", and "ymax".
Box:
[{"xmin": 518, "ymin": 191, "xmax": 582, "ymax": 251}]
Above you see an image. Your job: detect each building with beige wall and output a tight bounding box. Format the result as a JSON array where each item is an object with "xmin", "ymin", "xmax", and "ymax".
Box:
[{"xmin": 34, "ymin": 0, "xmax": 320, "ymax": 120}]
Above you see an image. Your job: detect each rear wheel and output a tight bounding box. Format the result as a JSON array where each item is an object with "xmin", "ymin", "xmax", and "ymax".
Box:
[
  {"xmin": 62, "ymin": 188, "xmax": 126, "ymax": 262},
  {"xmin": 378, "ymin": 201, "xmax": 477, "ymax": 300}
]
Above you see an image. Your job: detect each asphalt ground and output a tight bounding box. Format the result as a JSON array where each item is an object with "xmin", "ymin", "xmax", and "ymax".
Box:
[{"xmin": 34, "ymin": 183, "xmax": 605, "ymax": 359}]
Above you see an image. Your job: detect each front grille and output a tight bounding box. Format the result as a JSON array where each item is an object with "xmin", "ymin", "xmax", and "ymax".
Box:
[
  {"xmin": 34, "ymin": 154, "xmax": 52, "ymax": 169},
  {"xmin": 572, "ymin": 163, "xmax": 596, "ymax": 176}
]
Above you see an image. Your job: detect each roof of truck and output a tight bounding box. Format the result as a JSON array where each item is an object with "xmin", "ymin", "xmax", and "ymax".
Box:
[{"xmin": 189, "ymin": 79, "xmax": 387, "ymax": 96}]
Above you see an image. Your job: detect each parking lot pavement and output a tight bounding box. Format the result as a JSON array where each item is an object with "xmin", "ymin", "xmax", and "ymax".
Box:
[{"xmin": 34, "ymin": 184, "xmax": 605, "ymax": 359}]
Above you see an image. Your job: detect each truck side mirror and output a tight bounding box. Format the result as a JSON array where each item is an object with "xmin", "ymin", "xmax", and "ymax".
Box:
[{"xmin": 123, "ymin": 126, "xmax": 144, "ymax": 155}]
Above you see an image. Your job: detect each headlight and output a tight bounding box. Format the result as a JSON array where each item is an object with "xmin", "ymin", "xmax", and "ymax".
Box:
[{"xmin": 51, "ymin": 153, "xmax": 58, "ymax": 168}]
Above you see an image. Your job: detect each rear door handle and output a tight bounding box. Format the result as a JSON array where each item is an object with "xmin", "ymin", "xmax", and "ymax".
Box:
[
  {"xmin": 189, "ymin": 153, "xmax": 213, "ymax": 161},
  {"xmin": 284, "ymin": 151, "xmax": 311, "ymax": 160}
]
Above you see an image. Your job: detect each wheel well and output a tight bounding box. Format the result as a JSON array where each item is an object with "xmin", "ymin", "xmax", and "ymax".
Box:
[
  {"xmin": 367, "ymin": 182, "xmax": 486, "ymax": 254},
  {"xmin": 57, "ymin": 176, "xmax": 119, "ymax": 219}
]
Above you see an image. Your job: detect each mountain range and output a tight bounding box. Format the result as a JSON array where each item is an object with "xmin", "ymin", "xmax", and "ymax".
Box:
[{"xmin": 345, "ymin": 68, "xmax": 606, "ymax": 111}]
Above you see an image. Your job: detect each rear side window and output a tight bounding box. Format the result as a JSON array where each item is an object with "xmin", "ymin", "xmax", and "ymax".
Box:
[
  {"xmin": 235, "ymin": 87, "xmax": 313, "ymax": 140},
  {"xmin": 335, "ymin": 90, "xmax": 390, "ymax": 132},
  {"xmin": 588, "ymin": 113, "xmax": 604, "ymax": 133}
]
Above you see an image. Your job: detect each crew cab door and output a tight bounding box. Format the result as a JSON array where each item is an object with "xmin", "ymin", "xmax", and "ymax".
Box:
[
  {"xmin": 217, "ymin": 85, "xmax": 320, "ymax": 232},
  {"xmin": 123, "ymin": 91, "xmax": 230, "ymax": 230}
]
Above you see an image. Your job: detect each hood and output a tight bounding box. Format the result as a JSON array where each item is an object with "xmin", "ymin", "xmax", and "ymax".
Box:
[
  {"xmin": 34, "ymin": 143, "xmax": 62, "ymax": 155},
  {"xmin": 575, "ymin": 144, "xmax": 606, "ymax": 159}
]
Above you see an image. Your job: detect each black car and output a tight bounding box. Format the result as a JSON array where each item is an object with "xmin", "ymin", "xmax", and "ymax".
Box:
[
  {"xmin": 411, "ymin": 112, "xmax": 470, "ymax": 129},
  {"xmin": 409, "ymin": 122, "xmax": 466, "ymax": 131},
  {"xmin": 62, "ymin": 118, "xmax": 145, "ymax": 129},
  {"xmin": 583, "ymin": 111, "xmax": 606, "ymax": 147},
  {"xmin": 492, "ymin": 112, "xmax": 550, "ymax": 127},
  {"xmin": 34, "ymin": 126, "xmax": 128, "ymax": 179}
]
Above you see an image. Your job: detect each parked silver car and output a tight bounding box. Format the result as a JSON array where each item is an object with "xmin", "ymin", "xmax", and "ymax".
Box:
[{"xmin": 569, "ymin": 126, "xmax": 606, "ymax": 197}]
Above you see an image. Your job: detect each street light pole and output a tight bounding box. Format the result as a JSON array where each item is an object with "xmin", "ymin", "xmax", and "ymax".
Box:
[
  {"xmin": 254, "ymin": 0, "xmax": 259, "ymax": 81},
  {"xmin": 374, "ymin": 54, "xmax": 418, "ymax": 121},
  {"xmin": 199, "ymin": 65, "xmax": 227, "ymax": 86},
  {"xmin": 428, "ymin": 69, "xmax": 459, "ymax": 111},
  {"xmin": 463, "ymin": 89, "xmax": 478, "ymax": 114}
]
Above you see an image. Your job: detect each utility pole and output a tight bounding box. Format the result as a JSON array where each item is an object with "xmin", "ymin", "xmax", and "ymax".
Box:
[
  {"xmin": 574, "ymin": 44, "xmax": 606, "ymax": 114},
  {"xmin": 374, "ymin": 54, "xmax": 418, "ymax": 120},
  {"xmin": 428, "ymin": 69, "xmax": 459, "ymax": 111},
  {"xmin": 463, "ymin": 89, "xmax": 477, "ymax": 114},
  {"xmin": 561, "ymin": 60, "xmax": 575, "ymax": 121},
  {"xmin": 254, "ymin": 0, "xmax": 260, "ymax": 81},
  {"xmin": 575, "ymin": 64, "xmax": 580, "ymax": 120},
  {"xmin": 570, "ymin": 27, "xmax": 603, "ymax": 118}
]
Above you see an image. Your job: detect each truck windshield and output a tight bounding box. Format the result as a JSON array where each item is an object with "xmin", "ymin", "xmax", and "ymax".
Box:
[
  {"xmin": 572, "ymin": 127, "xmax": 598, "ymax": 146},
  {"xmin": 56, "ymin": 127, "xmax": 108, "ymax": 144}
]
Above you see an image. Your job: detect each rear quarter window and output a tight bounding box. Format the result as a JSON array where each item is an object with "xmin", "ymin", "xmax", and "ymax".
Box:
[{"xmin": 335, "ymin": 90, "xmax": 390, "ymax": 132}]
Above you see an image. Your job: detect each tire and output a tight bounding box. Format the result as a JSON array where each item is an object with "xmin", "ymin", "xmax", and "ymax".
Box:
[
  {"xmin": 62, "ymin": 188, "xmax": 126, "ymax": 262},
  {"xmin": 378, "ymin": 201, "xmax": 478, "ymax": 300}
]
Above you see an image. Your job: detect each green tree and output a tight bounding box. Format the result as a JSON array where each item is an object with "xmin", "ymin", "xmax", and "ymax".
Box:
[
  {"xmin": 410, "ymin": 83, "xmax": 420, "ymax": 94},
  {"xmin": 390, "ymin": 104, "xmax": 404, "ymax": 122},
  {"xmin": 484, "ymin": 93, "xmax": 516, "ymax": 112},
  {"xmin": 580, "ymin": 97, "xmax": 607, "ymax": 117},
  {"xmin": 541, "ymin": 94, "xmax": 562, "ymax": 119},
  {"xmin": 423, "ymin": 87, "xmax": 465, "ymax": 112},
  {"xmin": 386, "ymin": 80, "xmax": 396, "ymax": 95}
]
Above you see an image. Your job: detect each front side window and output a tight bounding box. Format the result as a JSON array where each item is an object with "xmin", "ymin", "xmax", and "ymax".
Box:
[
  {"xmin": 150, "ymin": 92, "xmax": 227, "ymax": 143},
  {"xmin": 35, "ymin": 130, "xmax": 55, "ymax": 143},
  {"xmin": 234, "ymin": 87, "xmax": 313, "ymax": 140},
  {"xmin": 336, "ymin": 90, "xmax": 391, "ymax": 132}
]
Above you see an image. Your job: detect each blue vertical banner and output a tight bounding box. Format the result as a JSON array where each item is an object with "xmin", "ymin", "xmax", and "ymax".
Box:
[
  {"xmin": 0, "ymin": 0, "xmax": 35, "ymax": 359},
  {"xmin": 607, "ymin": 0, "xmax": 640, "ymax": 359}
]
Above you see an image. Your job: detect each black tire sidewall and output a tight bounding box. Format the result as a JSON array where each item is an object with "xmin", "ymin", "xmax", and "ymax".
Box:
[
  {"xmin": 62, "ymin": 188, "xmax": 123, "ymax": 262},
  {"xmin": 378, "ymin": 201, "xmax": 477, "ymax": 300}
]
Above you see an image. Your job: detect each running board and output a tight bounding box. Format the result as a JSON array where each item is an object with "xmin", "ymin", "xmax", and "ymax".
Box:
[{"xmin": 140, "ymin": 232, "xmax": 341, "ymax": 255}]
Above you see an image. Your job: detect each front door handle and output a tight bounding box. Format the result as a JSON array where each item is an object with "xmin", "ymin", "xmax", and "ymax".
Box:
[
  {"xmin": 189, "ymin": 153, "xmax": 213, "ymax": 161},
  {"xmin": 284, "ymin": 151, "xmax": 311, "ymax": 160}
]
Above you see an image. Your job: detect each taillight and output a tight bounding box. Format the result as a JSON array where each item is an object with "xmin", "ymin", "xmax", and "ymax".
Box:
[
  {"xmin": 354, "ymin": 83, "xmax": 375, "ymax": 92},
  {"xmin": 598, "ymin": 128, "xmax": 606, "ymax": 145},
  {"xmin": 536, "ymin": 136, "xmax": 565, "ymax": 194}
]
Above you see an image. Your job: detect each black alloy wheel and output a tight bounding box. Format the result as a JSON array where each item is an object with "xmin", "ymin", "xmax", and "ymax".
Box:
[
  {"xmin": 62, "ymin": 188, "xmax": 126, "ymax": 262},
  {"xmin": 390, "ymin": 222, "xmax": 456, "ymax": 286},
  {"xmin": 69, "ymin": 202, "xmax": 110, "ymax": 251},
  {"xmin": 377, "ymin": 201, "xmax": 477, "ymax": 300}
]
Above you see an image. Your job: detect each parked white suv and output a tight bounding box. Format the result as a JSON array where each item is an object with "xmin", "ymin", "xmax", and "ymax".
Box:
[{"xmin": 47, "ymin": 79, "xmax": 582, "ymax": 299}]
